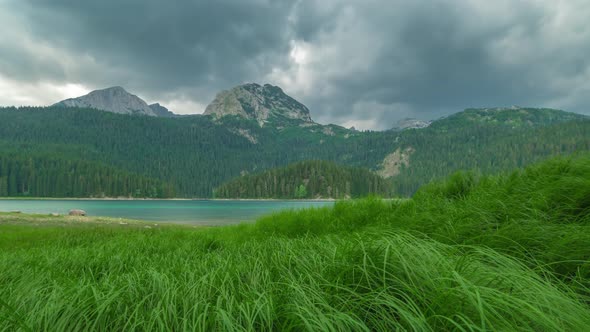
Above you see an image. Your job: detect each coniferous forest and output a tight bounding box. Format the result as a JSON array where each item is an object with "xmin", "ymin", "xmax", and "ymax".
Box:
[
  {"xmin": 0, "ymin": 106, "xmax": 588, "ymax": 198},
  {"xmin": 214, "ymin": 160, "xmax": 392, "ymax": 199},
  {"xmin": 0, "ymin": 154, "xmax": 174, "ymax": 198}
]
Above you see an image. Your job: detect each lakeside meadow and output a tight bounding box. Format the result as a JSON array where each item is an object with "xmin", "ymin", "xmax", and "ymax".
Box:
[
  {"xmin": 1, "ymin": 154, "xmax": 590, "ymax": 330},
  {"xmin": 4, "ymin": 2, "xmax": 590, "ymax": 331}
]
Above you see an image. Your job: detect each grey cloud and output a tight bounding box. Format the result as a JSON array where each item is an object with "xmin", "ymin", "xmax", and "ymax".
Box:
[
  {"xmin": 6, "ymin": 0, "xmax": 296, "ymax": 100},
  {"xmin": 1, "ymin": 0, "xmax": 590, "ymax": 128},
  {"xmin": 280, "ymin": 0, "xmax": 590, "ymax": 128}
]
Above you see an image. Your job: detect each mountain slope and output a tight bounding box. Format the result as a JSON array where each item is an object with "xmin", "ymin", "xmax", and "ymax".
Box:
[
  {"xmin": 204, "ymin": 83, "xmax": 313, "ymax": 126},
  {"xmin": 214, "ymin": 160, "xmax": 392, "ymax": 199},
  {"xmin": 387, "ymin": 107, "xmax": 590, "ymax": 194},
  {"xmin": 0, "ymin": 100, "xmax": 588, "ymax": 197},
  {"xmin": 54, "ymin": 86, "xmax": 158, "ymax": 116}
]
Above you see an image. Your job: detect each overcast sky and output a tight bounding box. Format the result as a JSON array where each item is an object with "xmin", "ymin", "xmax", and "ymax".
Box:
[{"xmin": 1, "ymin": 0, "xmax": 589, "ymax": 129}]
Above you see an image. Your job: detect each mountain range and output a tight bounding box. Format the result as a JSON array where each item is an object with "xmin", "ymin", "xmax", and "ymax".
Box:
[
  {"xmin": 52, "ymin": 83, "xmax": 316, "ymax": 126},
  {"xmin": 0, "ymin": 83, "xmax": 588, "ymax": 198}
]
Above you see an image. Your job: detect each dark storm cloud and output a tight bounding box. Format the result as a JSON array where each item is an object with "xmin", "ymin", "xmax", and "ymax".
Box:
[
  {"xmin": 4, "ymin": 0, "xmax": 295, "ymax": 101},
  {"xmin": 282, "ymin": 0, "xmax": 590, "ymax": 128},
  {"xmin": 1, "ymin": 0, "xmax": 590, "ymax": 128}
]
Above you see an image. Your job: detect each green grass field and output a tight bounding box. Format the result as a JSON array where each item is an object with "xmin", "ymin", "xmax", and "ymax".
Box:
[{"xmin": 1, "ymin": 154, "xmax": 590, "ymax": 331}]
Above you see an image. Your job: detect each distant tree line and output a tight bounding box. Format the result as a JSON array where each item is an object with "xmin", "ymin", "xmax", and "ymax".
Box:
[{"xmin": 0, "ymin": 154, "xmax": 174, "ymax": 198}]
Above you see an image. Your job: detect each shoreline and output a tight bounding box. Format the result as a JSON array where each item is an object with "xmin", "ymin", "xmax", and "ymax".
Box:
[
  {"xmin": 0, "ymin": 197, "xmax": 338, "ymax": 202},
  {"xmin": 0, "ymin": 211, "xmax": 191, "ymax": 227}
]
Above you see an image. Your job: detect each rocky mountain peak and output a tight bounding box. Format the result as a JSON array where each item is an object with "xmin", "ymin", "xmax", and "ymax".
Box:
[
  {"xmin": 149, "ymin": 103, "xmax": 176, "ymax": 117},
  {"xmin": 203, "ymin": 83, "xmax": 313, "ymax": 126},
  {"xmin": 53, "ymin": 86, "xmax": 159, "ymax": 116}
]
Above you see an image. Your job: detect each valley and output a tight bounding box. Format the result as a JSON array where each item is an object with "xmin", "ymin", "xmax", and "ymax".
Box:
[{"xmin": 3, "ymin": 2, "xmax": 590, "ymax": 330}]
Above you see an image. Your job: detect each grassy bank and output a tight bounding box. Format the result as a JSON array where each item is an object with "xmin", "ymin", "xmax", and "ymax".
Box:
[
  {"xmin": 0, "ymin": 212, "xmax": 169, "ymax": 227},
  {"xmin": 1, "ymin": 155, "xmax": 590, "ymax": 330}
]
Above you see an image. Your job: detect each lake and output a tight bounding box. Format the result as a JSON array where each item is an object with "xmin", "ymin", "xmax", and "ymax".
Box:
[{"xmin": 0, "ymin": 199, "xmax": 333, "ymax": 226}]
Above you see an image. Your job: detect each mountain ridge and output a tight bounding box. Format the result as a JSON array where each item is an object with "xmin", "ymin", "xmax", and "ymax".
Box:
[
  {"xmin": 52, "ymin": 84, "xmax": 588, "ymax": 131},
  {"xmin": 430, "ymin": 107, "xmax": 588, "ymax": 131}
]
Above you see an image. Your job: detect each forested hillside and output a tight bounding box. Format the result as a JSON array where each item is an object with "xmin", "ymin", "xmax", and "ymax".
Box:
[
  {"xmin": 0, "ymin": 153, "xmax": 174, "ymax": 198},
  {"xmin": 0, "ymin": 106, "xmax": 588, "ymax": 197},
  {"xmin": 392, "ymin": 110, "xmax": 590, "ymax": 194},
  {"xmin": 214, "ymin": 160, "xmax": 392, "ymax": 199},
  {"xmin": 0, "ymin": 107, "xmax": 397, "ymax": 197}
]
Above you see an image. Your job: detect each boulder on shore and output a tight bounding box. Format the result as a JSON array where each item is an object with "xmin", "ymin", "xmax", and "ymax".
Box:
[{"xmin": 69, "ymin": 209, "xmax": 86, "ymax": 216}]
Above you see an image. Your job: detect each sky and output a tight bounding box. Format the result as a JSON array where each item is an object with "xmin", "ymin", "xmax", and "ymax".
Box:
[{"xmin": 1, "ymin": 0, "xmax": 589, "ymax": 130}]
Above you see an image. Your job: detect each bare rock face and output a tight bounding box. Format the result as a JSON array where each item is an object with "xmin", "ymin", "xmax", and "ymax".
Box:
[
  {"xmin": 377, "ymin": 147, "xmax": 415, "ymax": 178},
  {"xmin": 69, "ymin": 209, "xmax": 87, "ymax": 216},
  {"xmin": 228, "ymin": 128, "xmax": 258, "ymax": 144},
  {"xmin": 54, "ymin": 86, "xmax": 158, "ymax": 116},
  {"xmin": 395, "ymin": 118, "xmax": 432, "ymax": 130},
  {"xmin": 204, "ymin": 83, "xmax": 313, "ymax": 126}
]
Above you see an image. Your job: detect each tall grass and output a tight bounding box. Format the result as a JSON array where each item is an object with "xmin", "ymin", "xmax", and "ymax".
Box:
[
  {"xmin": 253, "ymin": 154, "xmax": 590, "ymax": 285},
  {"xmin": 1, "ymin": 154, "xmax": 590, "ymax": 330}
]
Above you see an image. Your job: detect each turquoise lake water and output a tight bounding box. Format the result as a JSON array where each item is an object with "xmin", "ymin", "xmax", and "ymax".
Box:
[{"xmin": 0, "ymin": 199, "xmax": 333, "ymax": 225}]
